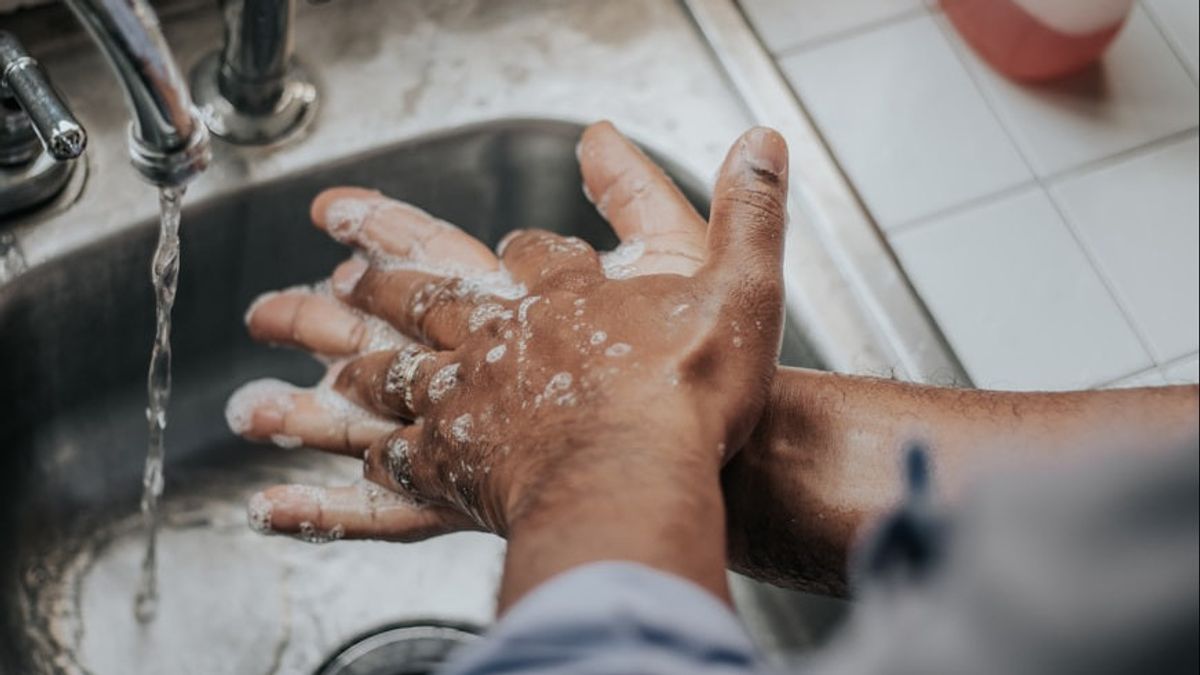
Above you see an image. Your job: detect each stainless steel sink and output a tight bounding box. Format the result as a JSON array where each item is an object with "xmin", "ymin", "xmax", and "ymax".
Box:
[{"xmin": 0, "ymin": 118, "xmax": 825, "ymax": 674}]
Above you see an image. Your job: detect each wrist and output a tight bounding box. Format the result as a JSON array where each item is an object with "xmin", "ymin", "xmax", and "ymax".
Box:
[
  {"xmin": 721, "ymin": 367, "xmax": 857, "ymax": 595},
  {"xmin": 497, "ymin": 404, "xmax": 725, "ymax": 533},
  {"xmin": 497, "ymin": 429, "xmax": 731, "ymax": 611}
]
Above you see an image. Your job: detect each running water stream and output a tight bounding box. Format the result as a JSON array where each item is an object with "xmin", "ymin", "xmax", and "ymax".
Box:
[{"xmin": 133, "ymin": 186, "xmax": 186, "ymax": 623}]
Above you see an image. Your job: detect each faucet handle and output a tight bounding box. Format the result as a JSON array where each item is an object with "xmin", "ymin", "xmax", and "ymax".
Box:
[{"xmin": 1, "ymin": 31, "xmax": 87, "ymax": 163}]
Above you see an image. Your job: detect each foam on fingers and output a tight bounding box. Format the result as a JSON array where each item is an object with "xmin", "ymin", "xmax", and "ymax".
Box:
[{"xmin": 224, "ymin": 378, "xmax": 301, "ymax": 435}]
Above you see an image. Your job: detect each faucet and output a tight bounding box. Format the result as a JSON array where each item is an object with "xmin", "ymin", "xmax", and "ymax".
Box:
[
  {"xmin": 63, "ymin": 0, "xmax": 210, "ymax": 187},
  {"xmin": 190, "ymin": 0, "xmax": 316, "ymax": 145},
  {"xmin": 2, "ymin": 0, "xmax": 207, "ymax": 218},
  {"xmin": 0, "ymin": 31, "xmax": 87, "ymax": 217}
]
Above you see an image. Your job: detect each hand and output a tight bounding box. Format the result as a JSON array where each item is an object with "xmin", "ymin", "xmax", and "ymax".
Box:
[
  {"xmin": 232, "ymin": 121, "xmax": 788, "ymax": 604},
  {"xmin": 231, "ymin": 121, "xmax": 739, "ymax": 541}
]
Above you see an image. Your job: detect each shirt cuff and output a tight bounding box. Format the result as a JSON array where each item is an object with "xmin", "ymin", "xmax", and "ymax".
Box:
[{"xmin": 442, "ymin": 561, "xmax": 767, "ymax": 674}]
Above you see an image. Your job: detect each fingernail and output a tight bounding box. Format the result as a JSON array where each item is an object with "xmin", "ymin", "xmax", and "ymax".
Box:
[
  {"xmin": 225, "ymin": 378, "xmax": 298, "ymax": 435},
  {"xmin": 247, "ymin": 492, "xmax": 274, "ymax": 533},
  {"xmin": 252, "ymin": 404, "xmax": 286, "ymax": 434},
  {"xmin": 269, "ymin": 433, "xmax": 303, "ymax": 449},
  {"xmin": 332, "ymin": 257, "xmax": 368, "ymax": 296},
  {"xmin": 739, "ymin": 127, "xmax": 787, "ymax": 177},
  {"xmin": 243, "ymin": 290, "xmax": 279, "ymax": 327},
  {"xmin": 324, "ymin": 197, "xmax": 376, "ymax": 242}
]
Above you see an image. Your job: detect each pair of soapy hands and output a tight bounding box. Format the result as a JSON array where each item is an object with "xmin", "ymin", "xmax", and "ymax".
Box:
[{"xmin": 230, "ymin": 121, "xmax": 788, "ymax": 545}]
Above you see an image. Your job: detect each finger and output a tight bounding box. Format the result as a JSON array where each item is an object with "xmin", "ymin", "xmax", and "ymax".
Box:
[
  {"xmin": 334, "ymin": 344, "xmax": 459, "ymax": 420},
  {"xmin": 701, "ymin": 127, "xmax": 789, "ymax": 286},
  {"xmin": 246, "ymin": 285, "xmax": 412, "ymax": 356},
  {"xmin": 249, "ymin": 483, "xmax": 474, "ymax": 542},
  {"xmin": 334, "ymin": 258, "xmax": 503, "ymax": 349},
  {"xmin": 311, "ymin": 187, "xmax": 499, "ymax": 271},
  {"xmin": 631, "ymin": 237, "xmax": 707, "ymax": 276},
  {"xmin": 245, "ymin": 289, "xmax": 371, "ymax": 358},
  {"xmin": 577, "ymin": 121, "xmax": 707, "ymax": 245},
  {"xmin": 578, "ymin": 122, "xmax": 706, "ymax": 276},
  {"xmin": 498, "ymin": 229, "xmax": 604, "ymax": 292},
  {"xmin": 225, "ymin": 378, "xmax": 397, "ymax": 456}
]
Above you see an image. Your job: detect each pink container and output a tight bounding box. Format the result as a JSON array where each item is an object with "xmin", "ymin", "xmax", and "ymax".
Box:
[{"xmin": 941, "ymin": 0, "xmax": 1135, "ymax": 81}]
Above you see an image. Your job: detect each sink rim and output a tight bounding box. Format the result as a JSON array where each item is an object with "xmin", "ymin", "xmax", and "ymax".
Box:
[{"xmin": 1, "ymin": 116, "xmax": 712, "ymax": 291}]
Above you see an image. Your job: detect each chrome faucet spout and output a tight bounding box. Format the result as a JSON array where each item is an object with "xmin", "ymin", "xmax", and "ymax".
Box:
[{"xmin": 63, "ymin": 0, "xmax": 210, "ymax": 187}]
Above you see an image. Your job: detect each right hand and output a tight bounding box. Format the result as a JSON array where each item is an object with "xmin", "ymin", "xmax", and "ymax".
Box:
[{"xmin": 232, "ymin": 121, "xmax": 774, "ymax": 542}]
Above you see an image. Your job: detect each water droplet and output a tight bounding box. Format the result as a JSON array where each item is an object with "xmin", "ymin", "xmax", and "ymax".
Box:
[{"xmin": 605, "ymin": 342, "xmax": 632, "ymax": 357}]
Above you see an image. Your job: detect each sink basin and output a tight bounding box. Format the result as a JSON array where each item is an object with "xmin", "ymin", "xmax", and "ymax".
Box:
[{"xmin": 0, "ymin": 119, "xmax": 822, "ymax": 674}]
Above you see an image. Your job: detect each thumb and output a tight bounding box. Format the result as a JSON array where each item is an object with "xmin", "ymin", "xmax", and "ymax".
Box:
[{"xmin": 701, "ymin": 127, "xmax": 788, "ymax": 282}]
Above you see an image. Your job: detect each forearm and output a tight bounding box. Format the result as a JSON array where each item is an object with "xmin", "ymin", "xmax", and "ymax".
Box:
[
  {"xmin": 501, "ymin": 438, "xmax": 731, "ymax": 612},
  {"xmin": 724, "ymin": 367, "xmax": 1200, "ymax": 595}
]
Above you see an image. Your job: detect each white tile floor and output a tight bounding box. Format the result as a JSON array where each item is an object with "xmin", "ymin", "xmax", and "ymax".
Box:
[
  {"xmin": 953, "ymin": 7, "xmax": 1198, "ymax": 178},
  {"xmin": 781, "ymin": 15, "xmax": 1032, "ymax": 230},
  {"xmin": 744, "ymin": 0, "xmax": 1199, "ymax": 390},
  {"xmin": 1144, "ymin": 0, "xmax": 1200, "ymax": 79},
  {"xmin": 1053, "ymin": 136, "xmax": 1199, "ymax": 364},
  {"xmin": 890, "ymin": 188, "xmax": 1150, "ymax": 390}
]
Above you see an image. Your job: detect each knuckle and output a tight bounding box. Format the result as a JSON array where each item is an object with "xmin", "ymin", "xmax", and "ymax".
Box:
[
  {"xmin": 723, "ymin": 187, "xmax": 785, "ymax": 225},
  {"xmin": 347, "ymin": 320, "xmax": 370, "ymax": 352},
  {"xmin": 287, "ymin": 294, "xmax": 312, "ymax": 340},
  {"xmin": 411, "ymin": 278, "xmax": 459, "ymax": 338},
  {"xmin": 503, "ymin": 229, "xmax": 563, "ymax": 263},
  {"xmin": 498, "ymin": 228, "xmax": 536, "ymax": 258},
  {"xmin": 717, "ymin": 273, "xmax": 783, "ymax": 328},
  {"xmin": 605, "ymin": 165, "xmax": 646, "ymax": 214},
  {"xmin": 380, "ymin": 433, "xmax": 419, "ymax": 495},
  {"xmin": 742, "ymin": 271, "xmax": 782, "ymax": 303}
]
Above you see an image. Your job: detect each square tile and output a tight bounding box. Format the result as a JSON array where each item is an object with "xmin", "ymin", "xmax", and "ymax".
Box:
[
  {"xmin": 1163, "ymin": 354, "xmax": 1199, "ymax": 384},
  {"xmin": 780, "ymin": 15, "xmax": 1032, "ymax": 230},
  {"xmin": 891, "ymin": 188, "xmax": 1151, "ymax": 390},
  {"xmin": 1144, "ymin": 0, "xmax": 1200, "ymax": 78},
  {"xmin": 738, "ymin": 0, "xmax": 923, "ymax": 53},
  {"xmin": 1052, "ymin": 135, "xmax": 1199, "ymax": 363},
  {"xmin": 945, "ymin": 7, "xmax": 1199, "ymax": 177}
]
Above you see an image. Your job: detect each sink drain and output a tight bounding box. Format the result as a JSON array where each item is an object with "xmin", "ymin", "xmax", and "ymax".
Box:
[{"xmin": 315, "ymin": 622, "xmax": 481, "ymax": 675}]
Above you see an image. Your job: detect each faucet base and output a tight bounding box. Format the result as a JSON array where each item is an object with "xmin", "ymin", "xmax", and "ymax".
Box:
[
  {"xmin": 190, "ymin": 52, "xmax": 317, "ymax": 147},
  {"xmin": 0, "ymin": 152, "xmax": 79, "ymax": 220}
]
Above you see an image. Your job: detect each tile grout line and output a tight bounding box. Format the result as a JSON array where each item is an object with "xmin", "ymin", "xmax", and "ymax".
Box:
[
  {"xmin": 1044, "ymin": 126, "xmax": 1199, "ymax": 186},
  {"xmin": 1139, "ymin": 0, "xmax": 1200, "ymax": 86},
  {"xmin": 927, "ymin": 8, "xmax": 1165, "ymax": 371},
  {"xmin": 886, "ymin": 126, "xmax": 1198, "ymax": 236},
  {"xmin": 771, "ymin": 6, "xmax": 930, "ymax": 60},
  {"xmin": 885, "ymin": 180, "xmax": 1039, "ymax": 236},
  {"xmin": 1099, "ymin": 350, "xmax": 1200, "ymax": 387},
  {"xmin": 1099, "ymin": 363, "xmax": 1161, "ymax": 388},
  {"xmin": 1159, "ymin": 350, "xmax": 1200, "ymax": 374},
  {"xmin": 1043, "ymin": 189, "xmax": 1162, "ymax": 365}
]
